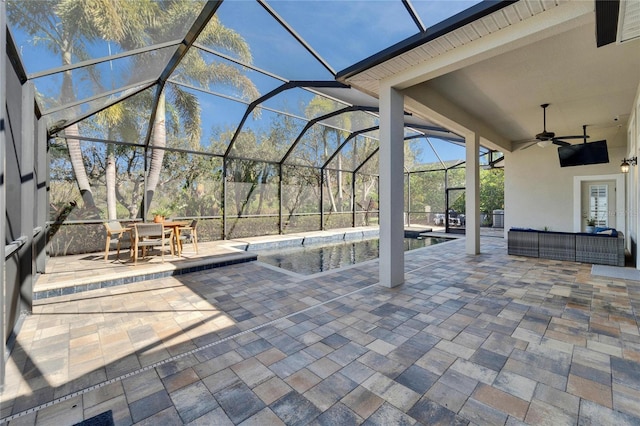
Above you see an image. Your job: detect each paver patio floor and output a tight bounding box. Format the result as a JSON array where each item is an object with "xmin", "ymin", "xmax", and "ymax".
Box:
[{"xmin": 2, "ymin": 236, "xmax": 640, "ymax": 425}]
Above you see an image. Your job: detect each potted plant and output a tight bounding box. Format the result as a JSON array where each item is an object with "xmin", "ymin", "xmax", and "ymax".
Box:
[
  {"xmin": 151, "ymin": 207, "xmax": 171, "ymax": 223},
  {"xmin": 586, "ymin": 217, "xmax": 596, "ymax": 233}
]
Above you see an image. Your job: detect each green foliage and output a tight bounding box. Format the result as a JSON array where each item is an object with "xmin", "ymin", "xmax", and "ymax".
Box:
[
  {"xmin": 282, "ymin": 215, "xmax": 321, "ymax": 234},
  {"xmin": 406, "ymin": 166, "xmax": 503, "ymax": 223},
  {"xmin": 479, "ymin": 169, "xmax": 504, "ymax": 213},
  {"xmin": 324, "ymin": 212, "xmax": 353, "ymax": 229},
  {"xmin": 150, "ymin": 206, "xmax": 171, "ymax": 218},
  {"xmin": 407, "ymin": 169, "xmax": 447, "ymax": 213},
  {"xmin": 226, "ymin": 216, "xmax": 280, "ymax": 239},
  {"xmin": 48, "ymin": 223, "xmax": 106, "ymax": 256}
]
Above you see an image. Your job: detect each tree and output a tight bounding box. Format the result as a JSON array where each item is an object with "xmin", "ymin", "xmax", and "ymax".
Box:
[
  {"xmin": 301, "ymin": 99, "xmax": 380, "ymax": 216},
  {"xmin": 8, "ymin": 0, "xmax": 116, "ymax": 208},
  {"xmin": 11, "ymin": 1, "xmax": 259, "ymax": 220},
  {"xmin": 91, "ymin": 92, "xmax": 148, "ymax": 218},
  {"xmin": 479, "ymin": 168, "xmax": 504, "ymax": 213},
  {"xmin": 138, "ymin": 6, "xmax": 259, "ymax": 218}
]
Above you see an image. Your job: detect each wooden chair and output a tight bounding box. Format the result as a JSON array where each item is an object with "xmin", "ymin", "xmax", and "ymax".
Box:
[
  {"xmin": 133, "ymin": 223, "xmax": 174, "ymax": 264},
  {"xmin": 178, "ymin": 219, "xmax": 199, "ymax": 254},
  {"xmin": 104, "ymin": 221, "xmax": 131, "ymax": 262}
]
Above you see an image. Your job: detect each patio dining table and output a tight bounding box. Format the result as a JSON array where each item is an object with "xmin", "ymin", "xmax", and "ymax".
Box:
[{"xmin": 161, "ymin": 220, "xmax": 190, "ymax": 256}]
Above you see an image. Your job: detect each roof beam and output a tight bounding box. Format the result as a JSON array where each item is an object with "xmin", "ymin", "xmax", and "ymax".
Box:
[
  {"xmin": 49, "ymin": 81, "xmax": 157, "ymax": 136},
  {"xmin": 224, "ymin": 81, "xmax": 349, "ymax": 158},
  {"xmin": 280, "ymin": 105, "xmax": 378, "ymax": 164},
  {"xmin": 193, "ymin": 42, "xmax": 287, "ymax": 83},
  {"xmin": 320, "ymin": 126, "xmax": 379, "ymax": 169},
  {"xmin": 43, "ymin": 79, "xmax": 156, "ymax": 116},
  {"xmin": 258, "ymin": 0, "xmax": 336, "ymax": 76},
  {"xmin": 595, "ymin": 0, "xmax": 620, "ymax": 47},
  {"xmin": 27, "ymin": 39, "xmax": 182, "ymax": 80},
  {"xmin": 337, "ymin": 0, "xmax": 517, "ymax": 81},
  {"xmin": 158, "ymin": 2, "xmax": 222, "ymax": 85},
  {"xmin": 402, "ymin": 0, "xmax": 426, "ymax": 32},
  {"xmin": 143, "ymin": 1, "xmax": 222, "ymax": 147},
  {"xmin": 6, "ymin": 28, "xmax": 27, "ymax": 84},
  {"xmin": 353, "ymin": 147, "xmax": 379, "ymax": 174}
]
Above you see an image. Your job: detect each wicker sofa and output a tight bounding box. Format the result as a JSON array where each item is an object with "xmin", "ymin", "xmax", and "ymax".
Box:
[{"xmin": 508, "ymin": 229, "xmax": 624, "ymax": 266}]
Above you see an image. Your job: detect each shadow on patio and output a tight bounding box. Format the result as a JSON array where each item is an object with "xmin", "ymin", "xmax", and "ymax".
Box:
[
  {"xmin": 36, "ymin": 227, "xmax": 386, "ymax": 300},
  {"xmin": 4, "ymin": 231, "xmax": 640, "ymax": 425}
]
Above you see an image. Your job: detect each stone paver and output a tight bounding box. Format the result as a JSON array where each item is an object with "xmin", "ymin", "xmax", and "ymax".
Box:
[{"xmin": 3, "ymin": 236, "xmax": 640, "ymax": 425}]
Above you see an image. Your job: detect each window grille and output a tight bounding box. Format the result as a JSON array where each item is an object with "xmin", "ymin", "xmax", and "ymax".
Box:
[{"xmin": 589, "ymin": 185, "xmax": 608, "ymax": 227}]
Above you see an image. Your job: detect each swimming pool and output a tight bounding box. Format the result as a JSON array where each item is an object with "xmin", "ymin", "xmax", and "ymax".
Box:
[{"xmin": 256, "ymin": 236, "xmax": 451, "ymax": 275}]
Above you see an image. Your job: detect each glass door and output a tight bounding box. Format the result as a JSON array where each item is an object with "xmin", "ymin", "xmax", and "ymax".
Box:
[{"xmin": 446, "ymin": 187, "xmax": 465, "ymax": 234}]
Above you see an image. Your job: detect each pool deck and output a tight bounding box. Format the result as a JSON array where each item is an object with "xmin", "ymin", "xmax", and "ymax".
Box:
[
  {"xmin": 35, "ymin": 227, "xmax": 382, "ymax": 301},
  {"xmin": 6, "ymin": 226, "xmax": 639, "ymax": 425},
  {"xmin": 36, "ymin": 225, "xmax": 489, "ymax": 301}
]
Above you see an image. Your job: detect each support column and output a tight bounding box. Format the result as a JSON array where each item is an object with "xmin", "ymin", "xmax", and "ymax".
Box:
[
  {"xmin": 20, "ymin": 81, "xmax": 35, "ymax": 306},
  {"xmin": 379, "ymin": 86, "xmax": 405, "ymax": 288},
  {"xmin": 222, "ymin": 158, "xmax": 228, "ymax": 239},
  {"xmin": 35, "ymin": 123, "xmax": 48, "ymax": 274},
  {"xmin": 465, "ymin": 132, "xmax": 480, "ymax": 254},
  {"xmin": 1, "ymin": 0, "xmax": 7, "ymax": 389},
  {"xmin": 278, "ymin": 163, "xmax": 283, "ymax": 234}
]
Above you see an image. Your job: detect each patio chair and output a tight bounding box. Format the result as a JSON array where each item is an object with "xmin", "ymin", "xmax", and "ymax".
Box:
[
  {"xmin": 133, "ymin": 223, "xmax": 174, "ymax": 264},
  {"xmin": 178, "ymin": 219, "xmax": 199, "ymax": 254},
  {"xmin": 104, "ymin": 221, "xmax": 132, "ymax": 262}
]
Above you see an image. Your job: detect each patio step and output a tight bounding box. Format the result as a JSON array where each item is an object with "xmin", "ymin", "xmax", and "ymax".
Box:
[
  {"xmin": 404, "ymin": 227, "xmax": 433, "ymax": 238},
  {"xmin": 33, "ymin": 252, "xmax": 257, "ymax": 302}
]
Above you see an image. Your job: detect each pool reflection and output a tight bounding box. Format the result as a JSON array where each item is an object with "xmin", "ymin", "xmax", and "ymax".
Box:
[{"xmin": 257, "ymin": 237, "xmax": 450, "ymax": 275}]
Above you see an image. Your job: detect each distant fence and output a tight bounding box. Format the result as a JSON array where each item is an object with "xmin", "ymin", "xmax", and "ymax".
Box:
[{"xmin": 46, "ymin": 210, "xmax": 381, "ymax": 256}]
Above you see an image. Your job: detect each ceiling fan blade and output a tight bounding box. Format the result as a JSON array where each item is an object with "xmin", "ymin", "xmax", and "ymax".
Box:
[
  {"xmin": 554, "ymin": 134, "xmax": 589, "ymax": 140},
  {"xmin": 513, "ymin": 140, "xmax": 538, "ymax": 150},
  {"xmin": 528, "ymin": 105, "xmax": 592, "ymax": 147}
]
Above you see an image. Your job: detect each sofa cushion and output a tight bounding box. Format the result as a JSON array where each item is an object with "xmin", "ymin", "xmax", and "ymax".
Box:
[{"xmin": 595, "ymin": 227, "xmax": 618, "ymax": 237}]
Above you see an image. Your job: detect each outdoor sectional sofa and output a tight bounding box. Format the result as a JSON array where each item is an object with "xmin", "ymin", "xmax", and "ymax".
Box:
[{"xmin": 508, "ymin": 228, "xmax": 625, "ymax": 266}]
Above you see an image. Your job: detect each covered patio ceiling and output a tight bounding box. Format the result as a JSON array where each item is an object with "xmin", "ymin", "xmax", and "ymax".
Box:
[{"xmin": 338, "ymin": 0, "xmax": 640, "ymax": 154}]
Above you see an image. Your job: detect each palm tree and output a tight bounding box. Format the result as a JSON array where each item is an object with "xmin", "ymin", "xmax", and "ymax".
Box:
[
  {"xmin": 9, "ymin": 1, "xmax": 105, "ymax": 207},
  {"xmin": 11, "ymin": 1, "xmax": 259, "ymax": 220},
  {"xmin": 90, "ymin": 1, "xmax": 258, "ymax": 218},
  {"xmin": 139, "ymin": 5, "xmax": 258, "ymax": 218},
  {"xmin": 9, "ymin": 0, "xmax": 154, "ymax": 209}
]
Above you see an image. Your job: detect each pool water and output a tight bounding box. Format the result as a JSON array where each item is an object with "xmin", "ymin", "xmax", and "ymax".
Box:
[{"xmin": 257, "ymin": 237, "xmax": 451, "ymax": 275}]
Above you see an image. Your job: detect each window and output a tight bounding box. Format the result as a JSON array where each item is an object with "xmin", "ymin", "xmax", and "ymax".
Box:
[{"xmin": 589, "ymin": 184, "xmax": 608, "ymax": 227}]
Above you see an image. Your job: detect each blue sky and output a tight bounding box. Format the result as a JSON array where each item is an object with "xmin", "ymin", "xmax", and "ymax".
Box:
[{"xmin": 9, "ymin": 0, "xmax": 480, "ymax": 164}]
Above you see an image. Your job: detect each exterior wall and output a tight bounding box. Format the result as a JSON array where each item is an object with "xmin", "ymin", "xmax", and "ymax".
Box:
[
  {"xmin": 629, "ymin": 83, "xmax": 640, "ymax": 266},
  {"xmin": 505, "ymin": 82, "xmax": 640, "ymax": 265},
  {"xmin": 0, "ymin": 0, "xmax": 6, "ymax": 389},
  {"xmin": 5, "ymin": 44, "xmax": 26, "ymax": 348},
  {"xmin": 505, "ymin": 142, "xmax": 626, "ymax": 234}
]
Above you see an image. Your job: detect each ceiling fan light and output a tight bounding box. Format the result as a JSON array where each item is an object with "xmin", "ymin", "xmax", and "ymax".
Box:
[{"xmin": 537, "ymin": 140, "xmax": 552, "ymax": 148}]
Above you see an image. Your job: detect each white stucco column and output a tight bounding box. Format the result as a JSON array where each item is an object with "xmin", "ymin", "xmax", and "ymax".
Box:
[
  {"xmin": 379, "ymin": 85, "xmax": 405, "ymax": 288},
  {"xmin": 466, "ymin": 132, "xmax": 480, "ymax": 254}
]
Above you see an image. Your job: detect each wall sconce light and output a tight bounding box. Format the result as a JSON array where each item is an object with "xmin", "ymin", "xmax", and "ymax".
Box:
[{"xmin": 621, "ymin": 156, "xmax": 637, "ymax": 173}]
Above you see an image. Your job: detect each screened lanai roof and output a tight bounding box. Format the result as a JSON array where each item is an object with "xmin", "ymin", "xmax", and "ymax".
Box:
[{"xmin": 7, "ymin": 0, "xmax": 496, "ymax": 172}]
